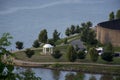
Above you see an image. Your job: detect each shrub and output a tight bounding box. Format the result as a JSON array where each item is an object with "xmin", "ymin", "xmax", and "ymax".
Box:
[
  {"xmin": 101, "ymin": 51, "xmax": 113, "ymax": 62},
  {"xmin": 25, "ymin": 49, "xmax": 34, "ymax": 58},
  {"xmin": 51, "ymin": 49, "xmax": 62, "ymax": 59},
  {"xmin": 51, "ymin": 63, "xmax": 62, "ymax": 68},
  {"xmin": 77, "ymin": 50, "xmax": 86, "ymax": 59},
  {"xmin": 66, "ymin": 45, "xmax": 77, "ymax": 62},
  {"xmin": 89, "ymin": 47, "xmax": 99, "ymax": 62}
]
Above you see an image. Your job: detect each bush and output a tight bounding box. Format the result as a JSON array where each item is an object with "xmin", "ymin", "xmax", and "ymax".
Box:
[
  {"xmin": 77, "ymin": 50, "xmax": 86, "ymax": 59},
  {"xmin": 101, "ymin": 51, "xmax": 113, "ymax": 62},
  {"xmin": 89, "ymin": 47, "xmax": 99, "ymax": 62},
  {"xmin": 51, "ymin": 63, "xmax": 62, "ymax": 68},
  {"xmin": 51, "ymin": 49, "xmax": 62, "ymax": 59},
  {"xmin": 25, "ymin": 49, "xmax": 34, "ymax": 58},
  {"xmin": 66, "ymin": 45, "xmax": 77, "ymax": 62}
]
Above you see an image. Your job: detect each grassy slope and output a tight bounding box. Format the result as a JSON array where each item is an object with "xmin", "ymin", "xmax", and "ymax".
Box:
[{"xmin": 14, "ymin": 34, "xmax": 120, "ymax": 64}]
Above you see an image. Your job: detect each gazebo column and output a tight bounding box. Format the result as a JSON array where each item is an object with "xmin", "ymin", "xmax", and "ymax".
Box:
[
  {"xmin": 45, "ymin": 48, "xmax": 47, "ymax": 55},
  {"xmin": 51, "ymin": 48, "xmax": 53, "ymax": 54}
]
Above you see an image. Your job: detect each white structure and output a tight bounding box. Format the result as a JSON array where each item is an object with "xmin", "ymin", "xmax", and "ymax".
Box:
[
  {"xmin": 43, "ymin": 44, "xmax": 53, "ymax": 54},
  {"xmin": 96, "ymin": 47, "xmax": 103, "ymax": 55}
]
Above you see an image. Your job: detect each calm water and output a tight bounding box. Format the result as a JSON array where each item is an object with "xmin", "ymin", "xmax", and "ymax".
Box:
[
  {"xmin": 14, "ymin": 67, "xmax": 120, "ymax": 80},
  {"xmin": 0, "ymin": 0, "xmax": 120, "ymax": 49}
]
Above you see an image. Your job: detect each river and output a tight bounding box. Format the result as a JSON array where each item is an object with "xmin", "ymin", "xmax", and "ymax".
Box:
[
  {"xmin": 0, "ymin": 0, "xmax": 120, "ymax": 50},
  {"xmin": 14, "ymin": 67, "xmax": 119, "ymax": 80}
]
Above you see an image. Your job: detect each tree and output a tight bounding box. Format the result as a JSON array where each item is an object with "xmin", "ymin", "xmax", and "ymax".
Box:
[
  {"xmin": 80, "ymin": 21, "xmax": 97, "ymax": 46},
  {"xmin": 75, "ymin": 25, "xmax": 80, "ymax": 33},
  {"xmin": 116, "ymin": 9, "xmax": 120, "ymax": 19},
  {"xmin": 70, "ymin": 25, "xmax": 75, "ymax": 34},
  {"xmin": 66, "ymin": 45, "xmax": 77, "ymax": 62},
  {"xmin": 38, "ymin": 29, "xmax": 48, "ymax": 43},
  {"xmin": 53, "ymin": 29, "xmax": 60, "ymax": 42},
  {"xmin": 51, "ymin": 49, "xmax": 62, "ymax": 59},
  {"xmin": 25, "ymin": 49, "xmax": 35, "ymax": 58},
  {"xmin": 77, "ymin": 50, "xmax": 86, "ymax": 59},
  {"xmin": 32, "ymin": 40, "xmax": 40, "ymax": 48},
  {"xmin": 47, "ymin": 38, "xmax": 55, "ymax": 46},
  {"xmin": 87, "ymin": 21, "xmax": 92, "ymax": 27},
  {"xmin": 104, "ymin": 42, "xmax": 114, "ymax": 53},
  {"xmin": 109, "ymin": 11, "xmax": 114, "ymax": 20},
  {"xmin": 65, "ymin": 27, "xmax": 70, "ymax": 36},
  {"xmin": 15, "ymin": 41, "xmax": 23, "ymax": 50},
  {"xmin": 0, "ymin": 33, "xmax": 15, "ymax": 80},
  {"xmin": 89, "ymin": 47, "xmax": 99, "ymax": 62},
  {"xmin": 101, "ymin": 43, "xmax": 114, "ymax": 62}
]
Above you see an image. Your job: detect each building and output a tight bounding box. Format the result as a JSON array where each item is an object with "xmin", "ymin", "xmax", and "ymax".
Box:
[{"xmin": 96, "ymin": 19, "xmax": 120, "ymax": 47}]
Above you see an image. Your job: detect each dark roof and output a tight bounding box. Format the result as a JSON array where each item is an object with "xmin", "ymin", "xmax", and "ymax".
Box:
[{"xmin": 97, "ymin": 19, "xmax": 120, "ymax": 30}]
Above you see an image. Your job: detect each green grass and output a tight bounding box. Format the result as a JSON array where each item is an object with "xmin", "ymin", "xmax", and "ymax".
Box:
[
  {"xmin": 14, "ymin": 46, "xmax": 120, "ymax": 65},
  {"xmin": 114, "ymin": 47, "xmax": 120, "ymax": 52},
  {"xmin": 55, "ymin": 34, "xmax": 80, "ymax": 45}
]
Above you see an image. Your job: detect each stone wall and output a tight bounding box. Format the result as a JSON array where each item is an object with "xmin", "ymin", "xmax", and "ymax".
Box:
[{"xmin": 96, "ymin": 26, "xmax": 120, "ymax": 47}]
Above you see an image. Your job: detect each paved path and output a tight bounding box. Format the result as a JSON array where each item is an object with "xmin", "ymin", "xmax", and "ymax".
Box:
[{"xmin": 13, "ymin": 59, "xmax": 120, "ymax": 67}]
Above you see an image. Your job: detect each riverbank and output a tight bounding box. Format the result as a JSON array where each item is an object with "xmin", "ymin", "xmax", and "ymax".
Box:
[{"xmin": 13, "ymin": 59, "xmax": 120, "ymax": 75}]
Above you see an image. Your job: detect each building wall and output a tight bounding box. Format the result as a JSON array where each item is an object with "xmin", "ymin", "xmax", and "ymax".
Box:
[{"xmin": 96, "ymin": 26, "xmax": 120, "ymax": 47}]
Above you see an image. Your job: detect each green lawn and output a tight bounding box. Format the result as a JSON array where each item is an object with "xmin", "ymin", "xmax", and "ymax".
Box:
[{"xmin": 14, "ymin": 44, "xmax": 120, "ymax": 65}]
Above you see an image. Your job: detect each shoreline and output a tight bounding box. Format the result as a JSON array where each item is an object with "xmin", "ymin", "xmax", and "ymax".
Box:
[{"xmin": 13, "ymin": 59, "xmax": 120, "ymax": 75}]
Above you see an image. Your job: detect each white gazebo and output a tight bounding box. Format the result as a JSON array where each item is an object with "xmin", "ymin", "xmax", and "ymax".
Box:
[{"xmin": 43, "ymin": 44, "xmax": 53, "ymax": 55}]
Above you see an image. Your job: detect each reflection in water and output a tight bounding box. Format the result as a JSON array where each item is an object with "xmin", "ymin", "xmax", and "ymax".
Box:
[
  {"xmin": 89, "ymin": 75, "xmax": 96, "ymax": 80},
  {"xmin": 65, "ymin": 72, "xmax": 84, "ymax": 80},
  {"xmin": 100, "ymin": 75, "xmax": 114, "ymax": 80},
  {"xmin": 52, "ymin": 70, "xmax": 60, "ymax": 80},
  {"xmin": 14, "ymin": 67, "xmax": 120, "ymax": 80}
]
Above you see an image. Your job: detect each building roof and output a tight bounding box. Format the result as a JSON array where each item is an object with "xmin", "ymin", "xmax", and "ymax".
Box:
[
  {"xmin": 43, "ymin": 44, "xmax": 53, "ymax": 48},
  {"xmin": 97, "ymin": 19, "xmax": 120, "ymax": 30}
]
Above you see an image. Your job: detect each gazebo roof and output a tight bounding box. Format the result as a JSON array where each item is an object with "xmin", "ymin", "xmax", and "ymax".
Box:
[{"xmin": 43, "ymin": 44, "xmax": 53, "ymax": 48}]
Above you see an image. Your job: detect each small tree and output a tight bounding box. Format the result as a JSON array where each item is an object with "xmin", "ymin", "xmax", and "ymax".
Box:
[
  {"xmin": 66, "ymin": 45, "xmax": 77, "ymax": 62},
  {"xmin": 101, "ymin": 43, "xmax": 114, "ymax": 62},
  {"xmin": 16, "ymin": 41, "xmax": 23, "ymax": 50},
  {"xmin": 77, "ymin": 50, "xmax": 86, "ymax": 59},
  {"xmin": 65, "ymin": 28, "xmax": 70, "ymax": 36},
  {"xmin": 38, "ymin": 29, "xmax": 48, "ymax": 43},
  {"xmin": 75, "ymin": 25, "xmax": 80, "ymax": 33},
  {"xmin": 70, "ymin": 25, "xmax": 75, "ymax": 34},
  {"xmin": 116, "ymin": 9, "xmax": 120, "ymax": 19},
  {"xmin": 109, "ymin": 11, "xmax": 114, "ymax": 20},
  {"xmin": 25, "ymin": 49, "xmax": 34, "ymax": 58},
  {"xmin": 53, "ymin": 29, "xmax": 60, "ymax": 42},
  {"xmin": 104, "ymin": 42, "xmax": 114, "ymax": 53},
  {"xmin": 89, "ymin": 47, "xmax": 99, "ymax": 62},
  {"xmin": 51, "ymin": 49, "xmax": 62, "ymax": 59},
  {"xmin": 32, "ymin": 40, "xmax": 40, "ymax": 48}
]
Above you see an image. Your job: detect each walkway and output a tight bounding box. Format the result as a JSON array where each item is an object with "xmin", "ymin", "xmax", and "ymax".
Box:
[{"xmin": 13, "ymin": 59, "xmax": 120, "ymax": 67}]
